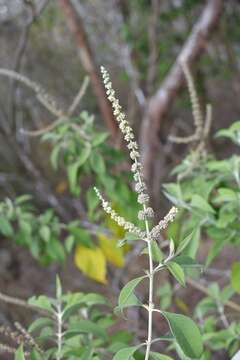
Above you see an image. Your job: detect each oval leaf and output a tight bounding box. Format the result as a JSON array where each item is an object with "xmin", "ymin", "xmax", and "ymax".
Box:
[
  {"xmin": 166, "ymin": 261, "xmax": 185, "ymax": 286},
  {"xmin": 162, "ymin": 311, "xmax": 203, "ymax": 358},
  {"xmin": 64, "ymin": 319, "xmax": 107, "ymax": 340},
  {"xmin": 113, "ymin": 345, "xmax": 142, "ymax": 360},
  {"xmin": 118, "ymin": 276, "xmax": 146, "ymax": 310},
  {"xmin": 231, "ymin": 262, "xmax": 240, "ymax": 293},
  {"xmin": 75, "ymin": 245, "xmax": 107, "ymax": 284},
  {"xmin": 150, "ymin": 352, "xmax": 174, "ymax": 360}
]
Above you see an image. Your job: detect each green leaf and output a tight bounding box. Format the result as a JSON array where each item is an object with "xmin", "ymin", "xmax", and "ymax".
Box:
[
  {"xmin": 15, "ymin": 345, "xmax": 25, "ymax": 360},
  {"xmin": 64, "ymin": 319, "xmax": 107, "ymax": 340},
  {"xmin": 46, "ymin": 238, "xmax": 65, "ymax": 262},
  {"xmin": 174, "ymin": 256, "xmax": 202, "ymax": 268},
  {"xmin": 92, "ymin": 132, "xmax": 109, "ymax": 147},
  {"xmin": 67, "ymin": 147, "xmax": 91, "ymax": 194},
  {"xmin": 113, "ymin": 345, "xmax": 142, "ymax": 360},
  {"xmin": 77, "ymin": 146, "xmax": 91, "ymax": 166},
  {"xmin": 162, "ymin": 311, "xmax": 203, "ymax": 358},
  {"xmin": 68, "ymin": 225, "xmax": 93, "ymax": 247},
  {"xmin": 220, "ymin": 285, "xmax": 235, "ymax": 304},
  {"xmin": 28, "ymin": 317, "xmax": 53, "ymax": 333},
  {"xmin": 162, "ymin": 183, "xmax": 184, "ymax": 207},
  {"xmin": 124, "ymin": 233, "xmax": 140, "ymax": 241},
  {"xmin": 190, "ymin": 194, "xmax": 215, "ymax": 214},
  {"xmin": 50, "ymin": 144, "xmax": 61, "ymax": 170},
  {"xmin": 175, "ymin": 231, "xmax": 195, "ymax": 256},
  {"xmin": 166, "ymin": 262, "xmax": 185, "ymax": 286},
  {"xmin": 82, "ymin": 293, "xmax": 107, "ymax": 306},
  {"xmin": 214, "ymin": 188, "xmax": 237, "ymax": 203},
  {"xmin": 86, "ymin": 187, "xmax": 100, "ymax": 217},
  {"xmin": 65, "ymin": 235, "xmax": 75, "ymax": 253},
  {"xmin": 28, "ymin": 295, "xmax": 53, "ymax": 312},
  {"xmin": 151, "ymin": 241, "xmax": 163, "ymax": 262},
  {"xmin": 90, "ymin": 152, "xmax": 106, "ymax": 174},
  {"xmin": 206, "ymin": 232, "xmax": 233, "ymax": 266},
  {"xmin": 56, "ymin": 275, "xmax": 62, "ymax": 299},
  {"xmin": 183, "ymin": 227, "xmax": 200, "ymax": 258},
  {"xmin": 0, "ymin": 216, "xmax": 13, "ymax": 237},
  {"xmin": 231, "ymin": 262, "xmax": 240, "ymax": 293},
  {"xmin": 150, "ymin": 352, "xmax": 174, "ymax": 360},
  {"xmin": 15, "ymin": 195, "xmax": 32, "ymax": 204},
  {"xmin": 39, "ymin": 225, "xmax": 50, "ymax": 242},
  {"xmin": 118, "ymin": 276, "xmax": 146, "ymax": 310},
  {"xmin": 30, "ymin": 349, "xmax": 44, "ymax": 360},
  {"xmin": 67, "ymin": 162, "xmax": 81, "ymax": 195},
  {"xmin": 79, "ymin": 347, "xmax": 93, "ymax": 360},
  {"xmin": 158, "ymin": 282, "xmax": 172, "ymax": 310}
]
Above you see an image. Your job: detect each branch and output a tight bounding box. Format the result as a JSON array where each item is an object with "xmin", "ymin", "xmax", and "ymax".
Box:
[
  {"xmin": 187, "ymin": 278, "xmax": 240, "ymax": 313},
  {"xmin": 147, "ymin": 0, "xmax": 160, "ymax": 94},
  {"xmin": 140, "ymin": 0, "xmax": 223, "ymax": 190},
  {"xmin": 9, "ymin": 0, "xmax": 50, "ymax": 129},
  {"xmin": 58, "ymin": 0, "xmax": 119, "ymax": 137},
  {"xmin": 0, "ymin": 291, "xmax": 51, "ymax": 317}
]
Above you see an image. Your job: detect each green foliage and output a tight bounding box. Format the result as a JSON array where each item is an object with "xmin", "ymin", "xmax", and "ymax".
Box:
[
  {"xmin": 164, "ymin": 121, "xmax": 240, "ymax": 264},
  {"xmin": 24, "ymin": 279, "xmax": 133, "ymax": 360},
  {"xmin": 0, "ymin": 107, "xmax": 141, "ymax": 280},
  {"xmin": 193, "ymin": 283, "xmax": 239, "ymax": 358},
  {"xmin": 164, "ymin": 120, "xmax": 240, "ymax": 358},
  {"xmin": 0, "ymin": 196, "xmax": 65, "ymax": 264}
]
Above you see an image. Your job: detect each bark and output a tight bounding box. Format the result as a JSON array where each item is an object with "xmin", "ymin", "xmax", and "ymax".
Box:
[
  {"xmin": 58, "ymin": 0, "xmax": 118, "ymax": 137},
  {"xmin": 140, "ymin": 0, "xmax": 223, "ymax": 197}
]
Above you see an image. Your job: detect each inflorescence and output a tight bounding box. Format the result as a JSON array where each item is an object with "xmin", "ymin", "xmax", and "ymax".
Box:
[{"xmin": 94, "ymin": 67, "xmax": 178, "ymax": 241}]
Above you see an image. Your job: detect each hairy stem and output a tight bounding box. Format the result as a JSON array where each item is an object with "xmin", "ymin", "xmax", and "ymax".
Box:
[
  {"xmin": 137, "ymin": 169, "xmax": 154, "ymax": 360},
  {"xmin": 145, "ymin": 220, "xmax": 154, "ymax": 360},
  {"xmin": 56, "ymin": 303, "xmax": 63, "ymax": 360}
]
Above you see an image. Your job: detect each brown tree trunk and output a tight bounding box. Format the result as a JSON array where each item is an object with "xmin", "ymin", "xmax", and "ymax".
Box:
[{"xmin": 59, "ymin": 0, "xmax": 119, "ymax": 137}]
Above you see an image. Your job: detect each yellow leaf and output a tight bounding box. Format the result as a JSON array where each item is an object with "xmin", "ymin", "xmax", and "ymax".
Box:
[
  {"xmin": 74, "ymin": 245, "xmax": 107, "ymax": 284},
  {"xmin": 98, "ymin": 233, "xmax": 124, "ymax": 268},
  {"xmin": 175, "ymin": 297, "xmax": 189, "ymax": 314},
  {"xmin": 55, "ymin": 181, "xmax": 68, "ymax": 194}
]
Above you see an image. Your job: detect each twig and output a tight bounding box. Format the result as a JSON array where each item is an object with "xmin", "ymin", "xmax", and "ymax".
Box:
[
  {"xmin": 187, "ymin": 278, "xmax": 240, "ymax": 313},
  {"xmin": 59, "ymin": 0, "xmax": 119, "ymax": 137},
  {"xmin": 9, "ymin": 0, "xmax": 50, "ymax": 128},
  {"xmin": 0, "ymin": 291, "xmax": 51, "ymax": 317},
  {"xmin": 68, "ymin": 76, "xmax": 90, "ymax": 116}
]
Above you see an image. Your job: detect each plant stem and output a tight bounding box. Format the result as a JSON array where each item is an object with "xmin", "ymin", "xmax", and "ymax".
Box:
[
  {"xmin": 56, "ymin": 303, "xmax": 63, "ymax": 360},
  {"xmin": 145, "ymin": 218, "xmax": 154, "ymax": 360},
  {"xmin": 136, "ymin": 167, "xmax": 154, "ymax": 360}
]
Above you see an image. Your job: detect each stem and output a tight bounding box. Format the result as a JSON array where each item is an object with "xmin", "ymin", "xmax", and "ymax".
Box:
[
  {"xmin": 56, "ymin": 303, "xmax": 63, "ymax": 360},
  {"xmin": 145, "ymin": 221, "xmax": 154, "ymax": 360},
  {"xmin": 137, "ymin": 168, "xmax": 154, "ymax": 360}
]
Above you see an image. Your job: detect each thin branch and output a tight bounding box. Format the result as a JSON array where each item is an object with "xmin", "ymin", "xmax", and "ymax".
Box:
[
  {"xmin": 9, "ymin": 0, "xmax": 50, "ymax": 128},
  {"xmin": 0, "ymin": 291, "xmax": 51, "ymax": 317},
  {"xmin": 58, "ymin": 0, "xmax": 119, "ymax": 137},
  {"xmin": 147, "ymin": 0, "xmax": 160, "ymax": 94},
  {"xmin": 187, "ymin": 277, "xmax": 240, "ymax": 313},
  {"xmin": 68, "ymin": 76, "xmax": 90, "ymax": 116}
]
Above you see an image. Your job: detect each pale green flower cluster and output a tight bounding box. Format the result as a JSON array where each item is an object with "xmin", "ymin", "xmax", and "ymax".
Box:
[
  {"xmin": 150, "ymin": 206, "xmax": 178, "ymax": 240},
  {"xmin": 100, "ymin": 66, "xmax": 154, "ymax": 220},
  {"xmin": 94, "ymin": 187, "xmax": 146, "ymax": 238},
  {"xmin": 95, "ymin": 67, "xmax": 178, "ymax": 240}
]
